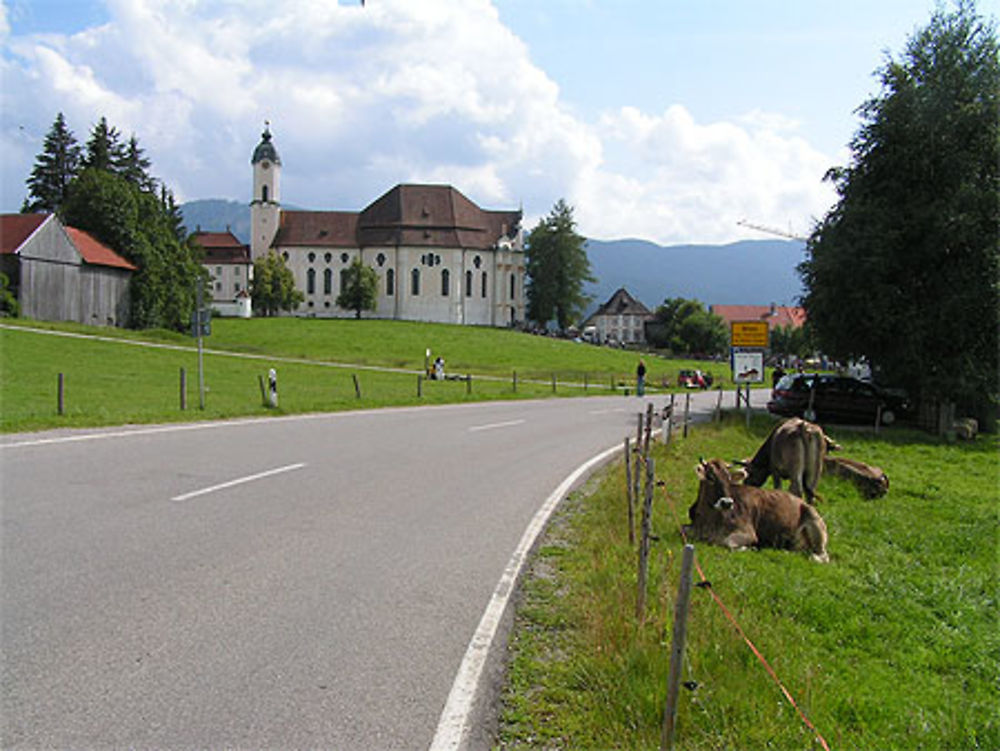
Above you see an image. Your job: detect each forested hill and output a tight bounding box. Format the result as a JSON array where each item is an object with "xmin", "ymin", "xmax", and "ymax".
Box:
[{"xmin": 180, "ymin": 200, "xmax": 806, "ymax": 310}]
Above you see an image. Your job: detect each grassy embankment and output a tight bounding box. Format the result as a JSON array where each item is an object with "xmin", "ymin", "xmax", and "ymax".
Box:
[
  {"xmin": 0, "ymin": 317, "xmax": 737, "ymax": 433},
  {"xmin": 497, "ymin": 413, "xmax": 998, "ymax": 750}
]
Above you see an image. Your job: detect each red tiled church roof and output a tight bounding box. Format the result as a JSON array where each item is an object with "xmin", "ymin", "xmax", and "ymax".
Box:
[{"xmin": 271, "ymin": 185, "xmax": 521, "ymax": 251}]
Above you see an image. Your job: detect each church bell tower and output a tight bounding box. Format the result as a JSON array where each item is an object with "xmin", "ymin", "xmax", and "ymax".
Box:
[{"xmin": 250, "ymin": 123, "xmax": 281, "ymax": 260}]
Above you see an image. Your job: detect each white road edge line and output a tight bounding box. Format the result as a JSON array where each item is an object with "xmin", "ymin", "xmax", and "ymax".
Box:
[
  {"xmin": 428, "ymin": 440, "xmax": 624, "ymax": 751},
  {"xmin": 171, "ymin": 463, "xmax": 306, "ymax": 502},
  {"xmin": 467, "ymin": 419, "xmax": 525, "ymax": 432}
]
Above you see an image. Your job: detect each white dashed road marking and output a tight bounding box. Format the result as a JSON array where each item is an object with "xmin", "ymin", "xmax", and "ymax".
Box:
[{"xmin": 171, "ymin": 463, "xmax": 306, "ymax": 502}]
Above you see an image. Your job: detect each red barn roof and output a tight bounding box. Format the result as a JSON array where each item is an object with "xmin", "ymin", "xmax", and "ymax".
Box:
[
  {"xmin": 64, "ymin": 227, "xmax": 137, "ymax": 270},
  {"xmin": 0, "ymin": 214, "xmax": 48, "ymax": 255}
]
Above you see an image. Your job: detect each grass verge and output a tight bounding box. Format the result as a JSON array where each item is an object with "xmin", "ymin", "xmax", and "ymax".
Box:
[{"xmin": 496, "ymin": 413, "xmax": 998, "ymax": 750}]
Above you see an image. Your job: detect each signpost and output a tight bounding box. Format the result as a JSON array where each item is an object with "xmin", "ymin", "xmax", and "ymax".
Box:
[
  {"xmin": 730, "ymin": 321, "xmax": 769, "ymax": 427},
  {"xmin": 192, "ymin": 284, "xmax": 211, "ymax": 409}
]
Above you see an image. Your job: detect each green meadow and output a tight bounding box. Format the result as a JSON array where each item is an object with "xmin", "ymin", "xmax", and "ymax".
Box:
[
  {"xmin": 0, "ymin": 317, "xmax": 735, "ymax": 433},
  {"xmin": 496, "ymin": 414, "xmax": 998, "ymax": 750}
]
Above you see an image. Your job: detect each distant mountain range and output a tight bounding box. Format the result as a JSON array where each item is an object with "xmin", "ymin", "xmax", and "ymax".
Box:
[{"xmin": 181, "ymin": 199, "xmax": 806, "ymax": 313}]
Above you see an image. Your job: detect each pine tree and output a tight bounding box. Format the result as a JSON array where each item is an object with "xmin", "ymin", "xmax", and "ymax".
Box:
[
  {"xmin": 82, "ymin": 117, "xmax": 125, "ymax": 173},
  {"xmin": 119, "ymin": 134, "xmax": 155, "ymax": 192},
  {"xmin": 23, "ymin": 112, "xmax": 81, "ymax": 213}
]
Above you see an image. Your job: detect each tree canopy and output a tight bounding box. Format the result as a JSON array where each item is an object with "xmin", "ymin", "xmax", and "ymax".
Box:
[
  {"xmin": 336, "ymin": 258, "xmax": 378, "ymax": 318},
  {"xmin": 798, "ymin": 1, "xmax": 999, "ymax": 421},
  {"xmin": 251, "ymin": 251, "xmax": 303, "ymax": 316},
  {"xmin": 645, "ymin": 297, "xmax": 728, "ymax": 356},
  {"xmin": 525, "ymin": 200, "xmax": 595, "ymax": 330}
]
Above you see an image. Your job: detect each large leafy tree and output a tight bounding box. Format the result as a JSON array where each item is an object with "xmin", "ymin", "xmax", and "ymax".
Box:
[
  {"xmin": 61, "ymin": 168, "xmax": 204, "ymax": 330},
  {"xmin": 251, "ymin": 251, "xmax": 303, "ymax": 316},
  {"xmin": 525, "ymin": 199, "xmax": 595, "ymax": 329},
  {"xmin": 336, "ymin": 258, "xmax": 378, "ymax": 318},
  {"xmin": 645, "ymin": 297, "xmax": 728, "ymax": 355},
  {"xmin": 799, "ymin": 1, "xmax": 999, "ymax": 423},
  {"xmin": 23, "ymin": 112, "xmax": 81, "ymax": 213}
]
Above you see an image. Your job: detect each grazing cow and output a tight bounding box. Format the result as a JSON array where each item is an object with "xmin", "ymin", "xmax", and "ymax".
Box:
[
  {"xmin": 738, "ymin": 418, "xmax": 840, "ymax": 504},
  {"xmin": 824, "ymin": 456, "xmax": 890, "ymax": 499},
  {"xmin": 685, "ymin": 458, "xmax": 830, "ymax": 563}
]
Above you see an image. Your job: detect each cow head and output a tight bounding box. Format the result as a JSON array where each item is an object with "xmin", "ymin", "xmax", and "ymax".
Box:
[{"xmin": 685, "ymin": 458, "xmax": 741, "ymax": 541}]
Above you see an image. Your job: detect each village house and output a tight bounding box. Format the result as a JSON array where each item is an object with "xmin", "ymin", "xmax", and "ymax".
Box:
[
  {"xmin": 709, "ymin": 303, "xmax": 807, "ymax": 331},
  {"xmin": 0, "ymin": 213, "xmax": 135, "ymax": 326},
  {"xmin": 249, "ymin": 126, "xmax": 526, "ymax": 326},
  {"xmin": 191, "ymin": 229, "xmax": 253, "ymax": 318},
  {"xmin": 583, "ymin": 287, "xmax": 653, "ymax": 345}
]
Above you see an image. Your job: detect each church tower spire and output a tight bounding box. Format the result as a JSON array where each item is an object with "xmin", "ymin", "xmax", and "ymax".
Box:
[{"xmin": 250, "ymin": 122, "xmax": 281, "ymax": 260}]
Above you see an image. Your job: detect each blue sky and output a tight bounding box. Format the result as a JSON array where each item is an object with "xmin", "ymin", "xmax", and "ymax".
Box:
[{"xmin": 2, "ymin": 0, "xmax": 995, "ymax": 243}]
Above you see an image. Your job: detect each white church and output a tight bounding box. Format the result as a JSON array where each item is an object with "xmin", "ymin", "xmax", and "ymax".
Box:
[{"xmin": 249, "ymin": 126, "xmax": 526, "ymax": 326}]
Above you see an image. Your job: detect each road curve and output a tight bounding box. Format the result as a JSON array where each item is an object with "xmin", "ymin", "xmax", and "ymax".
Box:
[{"xmin": 1, "ymin": 391, "xmax": 734, "ymax": 749}]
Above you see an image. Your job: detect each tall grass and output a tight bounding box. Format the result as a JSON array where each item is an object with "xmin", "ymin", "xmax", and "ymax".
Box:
[{"xmin": 497, "ymin": 414, "xmax": 998, "ymax": 749}]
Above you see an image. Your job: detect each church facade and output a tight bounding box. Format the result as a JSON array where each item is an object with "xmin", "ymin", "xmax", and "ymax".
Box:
[{"xmin": 249, "ymin": 127, "xmax": 526, "ymax": 326}]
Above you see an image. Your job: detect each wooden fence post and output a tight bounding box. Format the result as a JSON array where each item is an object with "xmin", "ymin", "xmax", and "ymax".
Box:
[
  {"xmin": 683, "ymin": 393, "xmax": 691, "ymax": 438},
  {"xmin": 552, "ymin": 373, "xmax": 557, "ymax": 393},
  {"xmin": 513, "ymin": 370, "xmax": 517, "ymax": 393},
  {"xmin": 666, "ymin": 394, "xmax": 676, "ymax": 444},
  {"xmin": 466, "ymin": 374, "xmax": 472, "ymax": 395},
  {"xmin": 258, "ymin": 374, "xmax": 267, "ymax": 406},
  {"xmin": 353, "ymin": 373, "xmax": 362, "ymax": 399},
  {"xmin": 636, "ymin": 457, "xmax": 655, "ymax": 620},
  {"xmin": 57, "ymin": 373, "xmax": 65, "ymax": 416},
  {"xmin": 584, "ymin": 373, "xmax": 589, "ymax": 392},
  {"xmin": 660, "ymin": 544, "xmax": 695, "ymax": 751},
  {"xmin": 417, "ymin": 374, "xmax": 423, "ymax": 398},
  {"xmin": 643, "ymin": 402, "xmax": 654, "ymax": 457},
  {"xmin": 180, "ymin": 367, "xmax": 187, "ymax": 410},
  {"xmin": 625, "ymin": 437, "xmax": 635, "ymax": 545}
]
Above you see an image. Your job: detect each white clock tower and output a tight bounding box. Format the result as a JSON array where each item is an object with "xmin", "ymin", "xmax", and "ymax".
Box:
[{"xmin": 250, "ymin": 123, "xmax": 281, "ymax": 259}]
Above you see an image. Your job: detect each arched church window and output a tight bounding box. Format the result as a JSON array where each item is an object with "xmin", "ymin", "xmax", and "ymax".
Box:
[
  {"xmin": 411, "ymin": 268, "xmax": 421, "ymax": 296},
  {"xmin": 324, "ymin": 268, "xmax": 332, "ymax": 295},
  {"xmin": 262, "ymin": 185, "xmax": 268, "ymax": 202},
  {"xmin": 473, "ymin": 255, "xmax": 482, "ymax": 270},
  {"xmin": 441, "ymin": 269, "xmax": 450, "ymax": 296},
  {"xmin": 386, "ymin": 268, "xmax": 395, "ymax": 296},
  {"xmin": 308, "ymin": 252, "xmax": 316, "ymax": 263},
  {"xmin": 510, "ymin": 273, "xmax": 516, "ymax": 300},
  {"xmin": 340, "ymin": 269, "xmax": 349, "ymax": 292},
  {"xmin": 307, "ymin": 268, "xmax": 316, "ymax": 294},
  {"xmin": 282, "ymin": 251, "xmax": 289, "ymax": 261},
  {"xmin": 481, "ymin": 272, "xmax": 488, "ymax": 298},
  {"xmin": 465, "ymin": 270, "xmax": 473, "ymax": 297},
  {"xmin": 325, "ymin": 252, "xmax": 332, "ymax": 263},
  {"xmin": 341, "ymin": 253, "xmax": 349, "ymax": 264},
  {"xmin": 376, "ymin": 253, "xmax": 386, "ymax": 267}
]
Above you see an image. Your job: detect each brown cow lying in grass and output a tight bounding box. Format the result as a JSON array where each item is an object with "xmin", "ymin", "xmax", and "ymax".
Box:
[
  {"xmin": 738, "ymin": 418, "xmax": 840, "ymax": 504},
  {"xmin": 824, "ymin": 456, "xmax": 890, "ymax": 498},
  {"xmin": 685, "ymin": 458, "xmax": 830, "ymax": 563}
]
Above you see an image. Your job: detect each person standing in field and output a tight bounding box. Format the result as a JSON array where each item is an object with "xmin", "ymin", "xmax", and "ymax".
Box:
[{"xmin": 636, "ymin": 359, "xmax": 646, "ymax": 396}]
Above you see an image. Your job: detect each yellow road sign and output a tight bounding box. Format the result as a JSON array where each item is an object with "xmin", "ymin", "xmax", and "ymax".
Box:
[{"xmin": 731, "ymin": 320, "xmax": 769, "ymax": 348}]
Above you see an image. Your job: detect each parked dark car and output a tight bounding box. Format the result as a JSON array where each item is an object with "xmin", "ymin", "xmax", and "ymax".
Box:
[{"xmin": 768, "ymin": 373, "xmax": 910, "ymax": 425}]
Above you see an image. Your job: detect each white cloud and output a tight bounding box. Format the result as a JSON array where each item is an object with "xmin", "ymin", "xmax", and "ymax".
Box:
[{"xmin": 0, "ymin": 0, "xmax": 837, "ymax": 244}]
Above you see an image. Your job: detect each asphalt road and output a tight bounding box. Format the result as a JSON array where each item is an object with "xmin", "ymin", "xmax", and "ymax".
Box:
[{"xmin": 1, "ymin": 391, "xmax": 734, "ymax": 749}]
